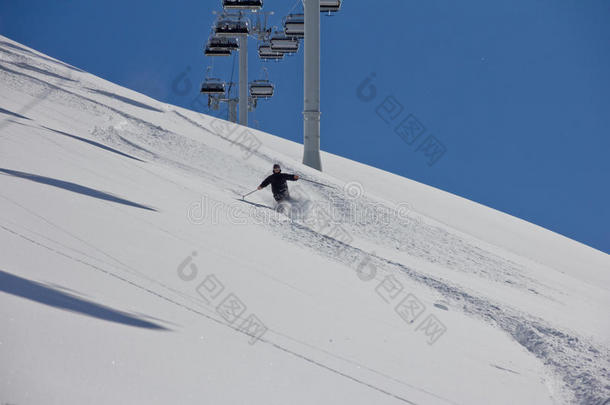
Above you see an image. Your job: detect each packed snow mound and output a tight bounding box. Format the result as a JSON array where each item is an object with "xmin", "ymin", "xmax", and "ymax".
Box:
[{"xmin": 0, "ymin": 35, "xmax": 608, "ymax": 405}]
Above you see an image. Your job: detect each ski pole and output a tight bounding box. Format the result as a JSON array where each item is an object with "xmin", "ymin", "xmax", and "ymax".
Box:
[
  {"xmin": 299, "ymin": 177, "xmax": 335, "ymax": 189},
  {"xmin": 241, "ymin": 189, "xmax": 258, "ymax": 200}
]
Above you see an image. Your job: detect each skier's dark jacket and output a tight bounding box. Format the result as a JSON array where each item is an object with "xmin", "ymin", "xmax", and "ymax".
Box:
[{"xmin": 259, "ymin": 172, "xmax": 298, "ymax": 196}]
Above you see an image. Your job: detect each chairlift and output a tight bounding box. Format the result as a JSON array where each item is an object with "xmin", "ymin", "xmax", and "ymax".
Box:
[
  {"xmin": 320, "ymin": 0, "xmax": 341, "ymax": 13},
  {"xmin": 270, "ymin": 32, "xmax": 299, "ymax": 54},
  {"xmin": 258, "ymin": 43, "xmax": 273, "ymax": 53},
  {"xmin": 260, "ymin": 52, "xmax": 284, "ymax": 61},
  {"xmin": 204, "ymin": 46, "xmax": 232, "ymax": 56},
  {"xmin": 258, "ymin": 43, "xmax": 284, "ymax": 60},
  {"xmin": 283, "ymin": 13, "xmax": 304, "ymax": 38},
  {"xmin": 250, "ymin": 79, "xmax": 274, "ymax": 99},
  {"xmin": 214, "ymin": 17, "xmax": 249, "ymax": 37},
  {"xmin": 222, "ymin": 0, "xmax": 263, "ymax": 10},
  {"xmin": 208, "ymin": 36, "xmax": 239, "ymax": 51},
  {"xmin": 200, "ymin": 78, "xmax": 226, "ymax": 95}
]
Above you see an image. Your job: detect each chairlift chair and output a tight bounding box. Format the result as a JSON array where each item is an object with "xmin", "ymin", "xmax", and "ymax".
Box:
[
  {"xmin": 214, "ymin": 18, "xmax": 249, "ymax": 37},
  {"xmin": 249, "ymin": 79, "xmax": 274, "ymax": 99},
  {"xmin": 258, "ymin": 43, "xmax": 284, "ymax": 60},
  {"xmin": 259, "ymin": 52, "xmax": 284, "ymax": 61},
  {"xmin": 200, "ymin": 78, "xmax": 226, "ymax": 95},
  {"xmin": 320, "ymin": 0, "xmax": 341, "ymax": 13},
  {"xmin": 208, "ymin": 36, "xmax": 239, "ymax": 51},
  {"xmin": 283, "ymin": 13, "xmax": 304, "ymax": 38},
  {"xmin": 270, "ymin": 33, "xmax": 299, "ymax": 54},
  {"xmin": 204, "ymin": 46, "xmax": 232, "ymax": 56},
  {"xmin": 222, "ymin": 0, "xmax": 263, "ymax": 10}
]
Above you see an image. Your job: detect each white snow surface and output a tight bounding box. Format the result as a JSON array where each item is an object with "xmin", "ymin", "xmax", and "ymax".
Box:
[{"xmin": 0, "ymin": 35, "xmax": 608, "ymax": 405}]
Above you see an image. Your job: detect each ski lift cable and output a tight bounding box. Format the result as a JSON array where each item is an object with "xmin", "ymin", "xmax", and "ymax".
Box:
[
  {"xmin": 205, "ymin": 65, "xmax": 213, "ymax": 79},
  {"xmin": 288, "ymin": 0, "xmax": 302, "ymax": 14}
]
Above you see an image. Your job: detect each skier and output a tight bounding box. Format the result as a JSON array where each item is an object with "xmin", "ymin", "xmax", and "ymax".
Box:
[{"xmin": 257, "ymin": 164, "xmax": 299, "ymax": 202}]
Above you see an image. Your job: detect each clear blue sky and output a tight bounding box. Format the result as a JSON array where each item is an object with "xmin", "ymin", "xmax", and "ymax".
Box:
[{"xmin": 2, "ymin": 0, "xmax": 609, "ymax": 254}]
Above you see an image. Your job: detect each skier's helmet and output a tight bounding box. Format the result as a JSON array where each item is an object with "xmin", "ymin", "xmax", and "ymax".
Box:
[{"xmin": 273, "ymin": 164, "xmax": 281, "ymax": 172}]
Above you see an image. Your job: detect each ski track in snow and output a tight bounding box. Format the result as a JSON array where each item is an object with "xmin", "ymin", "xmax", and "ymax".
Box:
[{"xmin": 248, "ymin": 204, "xmax": 609, "ymax": 404}]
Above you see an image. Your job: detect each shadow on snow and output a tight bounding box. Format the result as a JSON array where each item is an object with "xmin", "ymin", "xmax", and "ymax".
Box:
[
  {"xmin": 0, "ymin": 168, "xmax": 157, "ymax": 212},
  {"xmin": 0, "ymin": 270, "xmax": 168, "ymax": 330}
]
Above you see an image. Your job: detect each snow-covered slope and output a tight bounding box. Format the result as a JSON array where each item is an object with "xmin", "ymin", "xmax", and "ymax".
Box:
[{"xmin": 0, "ymin": 35, "xmax": 608, "ymax": 405}]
